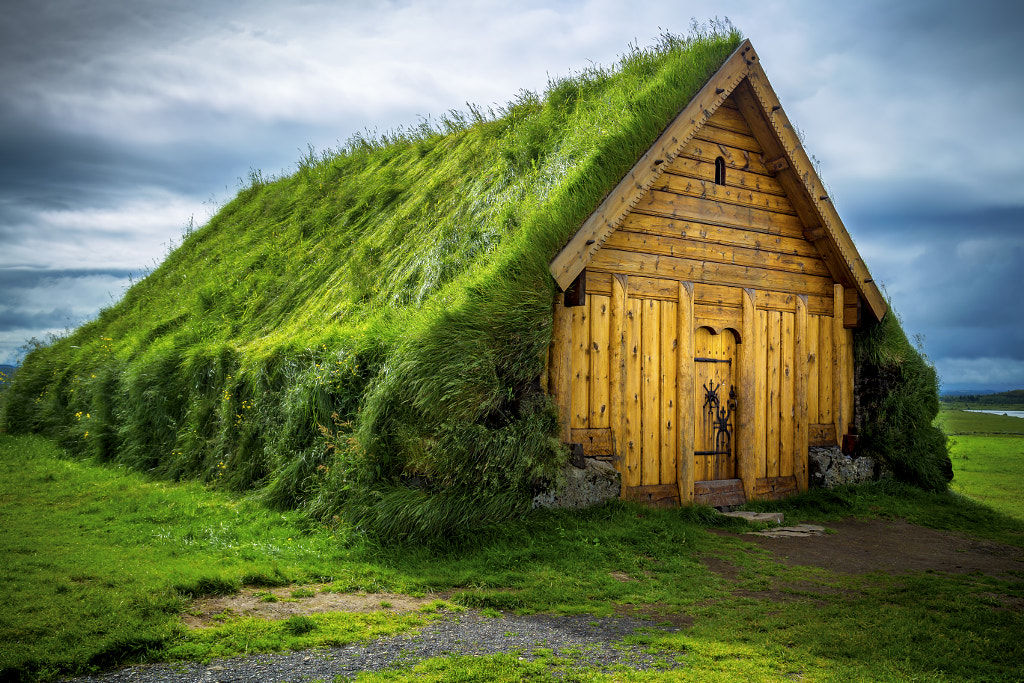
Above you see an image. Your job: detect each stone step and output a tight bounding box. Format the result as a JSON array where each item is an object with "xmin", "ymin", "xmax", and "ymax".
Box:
[{"xmin": 721, "ymin": 510, "xmax": 785, "ymax": 525}]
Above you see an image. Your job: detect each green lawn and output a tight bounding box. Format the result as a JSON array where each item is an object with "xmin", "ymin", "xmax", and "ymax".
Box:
[
  {"xmin": 938, "ymin": 408, "xmax": 1024, "ymax": 521},
  {"xmin": 2, "ymin": 433, "xmax": 1023, "ymax": 682}
]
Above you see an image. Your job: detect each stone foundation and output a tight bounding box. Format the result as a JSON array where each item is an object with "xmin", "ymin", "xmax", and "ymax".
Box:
[
  {"xmin": 808, "ymin": 446, "xmax": 877, "ymax": 488},
  {"xmin": 532, "ymin": 458, "xmax": 621, "ymax": 510}
]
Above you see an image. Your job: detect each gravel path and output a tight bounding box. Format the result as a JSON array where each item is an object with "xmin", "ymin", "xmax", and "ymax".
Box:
[{"xmin": 62, "ymin": 612, "xmax": 685, "ymax": 682}]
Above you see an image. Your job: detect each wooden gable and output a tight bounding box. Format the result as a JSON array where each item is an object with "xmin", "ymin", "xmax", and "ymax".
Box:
[{"xmin": 549, "ymin": 40, "xmax": 886, "ymax": 323}]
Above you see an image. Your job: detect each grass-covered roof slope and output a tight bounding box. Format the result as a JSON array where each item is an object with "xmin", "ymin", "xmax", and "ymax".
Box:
[{"xmin": 3, "ymin": 28, "xmax": 745, "ymax": 540}]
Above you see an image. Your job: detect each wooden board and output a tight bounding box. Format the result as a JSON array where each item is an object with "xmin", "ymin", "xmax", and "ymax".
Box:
[
  {"xmin": 570, "ymin": 428, "xmax": 616, "ymax": 457},
  {"xmin": 754, "ymin": 476, "xmax": 798, "ymax": 501},
  {"xmin": 807, "ymin": 314, "xmax": 820, "ymax": 422},
  {"xmin": 641, "ymin": 299, "xmax": 661, "ymax": 486},
  {"xmin": 652, "ymin": 173, "xmax": 797, "ymax": 216},
  {"xmin": 779, "ymin": 310, "xmax": 795, "ymax": 479},
  {"xmin": 624, "ymin": 297, "xmax": 643, "ymax": 487},
  {"xmin": 589, "ymin": 248, "xmax": 835, "ymax": 298},
  {"xmin": 549, "ymin": 298, "xmax": 573, "ymax": 442},
  {"xmin": 809, "ymin": 423, "xmax": 837, "ymax": 447},
  {"xmin": 818, "ymin": 315, "xmax": 833, "ymax": 424},
  {"xmin": 765, "ymin": 311, "xmax": 781, "ymax": 479},
  {"xmin": 737, "ymin": 288, "xmax": 757, "ymax": 500},
  {"xmin": 609, "ymin": 275, "xmax": 628, "ymax": 464},
  {"xmin": 681, "ymin": 138, "xmax": 771, "ymax": 176},
  {"xmin": 605, "ymin": 229, "xmax": 830, "ymax": 278},
  {"xmin": 622, "ymin": 483, "xmax": 680, "ymax": 508},
  {"xmin": 589, "ymin": 295, "xmax": 611, "ymax": 428},
  {"xmin": 694, "ymin": 479, "xmax": 747, "ymax": 507},
  {"xmin": 659, "ymin": 300, "xmax": 679, "ymax": 486},
  {"xmin": 692, "ymin": 123, "xmax": 765, "ymax": 155},
  {"xmin": 635, "ymin": 189, "xmax": 805, "ymax": 237},
  {"xmin": 793, "ymin": 296, "xmax": 809, "ymax": 492},
  {"xmin": 571, "ymin": 303, "xmax": 591, "ymax": 428},
  {"xmin": 620, "ymin": 212, "xmax": 820, "ymax": 258},
  {"xmin": 754, "ymin": 308, "xmax": 768, "ymax": 479},
  {"xmin": 666, "ymin": 156, "xmax": 786, "ymax": 197},
  {"xmin": 677, "ymin": 282, "xmax": 695, "ymax": 504}
]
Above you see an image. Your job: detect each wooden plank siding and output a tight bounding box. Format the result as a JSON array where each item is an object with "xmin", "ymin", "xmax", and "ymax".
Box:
[{"xmin": 548, "ymin": 81, "xmax": 858, "ymax": 507}]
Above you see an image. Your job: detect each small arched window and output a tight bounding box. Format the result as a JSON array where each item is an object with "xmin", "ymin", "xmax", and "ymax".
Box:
[{"xmin": 714, "ymin": 156, "xmax": 726, "ymax": 186}]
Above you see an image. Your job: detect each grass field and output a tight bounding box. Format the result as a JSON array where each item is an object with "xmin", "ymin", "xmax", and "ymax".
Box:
[
  {"xmin": 938, "ymin": 408, "xmax": 1024, "ymax": 521},
  {"xmin": 2, "ymin": 432, "xmax": 1023, "ymax": 682}
]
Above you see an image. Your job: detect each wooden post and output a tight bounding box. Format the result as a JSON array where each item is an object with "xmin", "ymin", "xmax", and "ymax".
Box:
[
  {"xmin": 794, "ymin": 295, "xmax": 809, "ymax": 492},
  {"xmin": 550, "ymin": 296, "xmax": 573, "ymax": 443},
  {"xmin": 833, "ymin": 284, "xmax": 845, "ymax": 446},
  {"xmin": 609, "ymin": 275, "xmax": 628, "ymax": 468},
  {"xmin": 676, "ymin": 281, "xmax": 695, "ymax": 504},
  {"xmin": 738, "ymin": 288, "xmax": 757, "ymax": 501}
]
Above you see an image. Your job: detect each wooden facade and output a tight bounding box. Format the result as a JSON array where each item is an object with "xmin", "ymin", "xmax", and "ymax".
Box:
[{"xmin": 547, "ymin": 41, "xmax": 884, "ymax": 507}]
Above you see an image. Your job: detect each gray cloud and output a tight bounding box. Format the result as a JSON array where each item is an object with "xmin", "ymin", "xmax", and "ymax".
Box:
[{"xmin": 1, "ymin": 0, "xmax": 1023, "ymax": 390}]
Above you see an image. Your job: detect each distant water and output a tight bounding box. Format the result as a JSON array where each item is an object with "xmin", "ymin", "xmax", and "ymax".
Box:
[{"xmin": 966, "ymin": 410, "xmax": 1024, "ymax": 419}]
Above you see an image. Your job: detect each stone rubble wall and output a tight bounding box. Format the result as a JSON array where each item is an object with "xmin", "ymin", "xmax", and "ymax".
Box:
[
  {"xmin": 532, "ymin": 458, "xmax": 621, "ymax": 510},
  {"xmin": 808, "ymin": 446, "xmax": 878, "ymax": 488}
]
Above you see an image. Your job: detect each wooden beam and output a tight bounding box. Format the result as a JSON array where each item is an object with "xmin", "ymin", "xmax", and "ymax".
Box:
[
  {"xmin": 550, "ymin": 297, "xmax": 573, "ymax": 443},
  {"xmin": 677, "ymin": 281, "xmax": 695, "ymax": 505},
  {"xmin": 737, "ymin": 288, "xmax": 757, "ymax": 501},
  {"xmin": 794, "ymin": 295, "xmax": 809, "ymax": 492},
  {"xmin": 609, "ymin": 274, "xmax": 628, "ymax": 468},
  {"xmin": 833, "ymin": 284, "xmax": 846, "ymax": 448},
  {"xmin": 549, "ymin": 40, "xmax": 757, "ymax": 290}
]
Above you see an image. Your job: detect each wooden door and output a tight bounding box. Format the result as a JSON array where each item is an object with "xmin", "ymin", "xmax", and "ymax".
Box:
[{"xmin": 693, "ymin": 327, "xmax": 738, "ymax": 481}]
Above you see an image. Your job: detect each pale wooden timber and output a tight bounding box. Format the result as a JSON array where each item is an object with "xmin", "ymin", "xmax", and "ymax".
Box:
[
  {"xmin": 635, "ymin": 190, "xmax": 805, "ymax": 237},
  {"xmin": 609, "ymin": 275, "xmax": 628, "ymax": 466},
  {"xmin": 641, "ymin": 299, "xmax": 661, "ymax": 486},
  {"xmin": 652, "ymin": 172, "xmax": 797, "ymax": 215},
  {"xmin": 676, "ymin": 282, "xmax": 695, "ymax": 504},
  {"xmin": 780, "ymin": 310, "xmax": 795, "ymax": 479},
  {"xmin": 622, "ymin": 483, "xmax": 679, "ymax": 507},
  {"xmin": 681, "ymin": 138, "xmax": 772, "ymax": 176},
  {"xmin": 739, "ymin": 66, "xmax": 887, "ymax": 321},
  {"xmin": 818, "ymin": 314, "xmax": 833, "ymax": 425},
  {"xmin": 605, "ymin": 229, "xmax": 830, "ymax": 278},
  {"xmin": 766, "ymin": 311, "xmax": 781, "ymax": 478},
  {"xmin": 737, "ymin": 288, "xmax": 757, "ymax": 500},
  {"xmin": 550, "ymin": 298, "xmax": 573, "ymax": 442},
  {"xmin": 588, "ymin": 248, "xmax": 835, "ymax": 297},
  {"xmin": 624, "ymin": 296, "xmax": 643, "ymax": 488},
  {"xmin": 807, "ymin": 313, "xmax": 820, "ymax": 421},
  {"xmin": 809, "ymin": 423, "xmax": 837, "ymax": 447},
  {"xmin": 621, "ymin": 213, "xmax": 819, "ymax": 258},
  {"xmin": 833, "ymin": 284, "xmax": 845, "ymax": 446},
  {"xmin": 692, "ymin": 124, "xmax": 765, "ymax": 156},
  {"xmin": 659, "ymin": 299, "xmax": 679, "ymax": 485},
  {"xmin": 570, "ymin": 428, "xmax": 615, "ymax": 457},
  {"xmin": 666, "ymin": 156, "xmax": 786, "ymax": 197},
  {"xmin": 705, "ymin": 104, "xmax": 757, "ymax": 136},
  {"xmin": 793, "ymin": 296, "xmax": 809, "ymax": 492},
  {"xmin": 549, "ymin": 40, "xmax": 758, "ymax": 290},
  {"xmin": 754, "ymin": 476, "xmax": 798, "ymax": 501},
  {"xmin": 571, "ymin": 303, "xmax": 591, "ymax": 428},
  {"xmin": 589, "ymin": 294, "xmax": 611, "ymax": 428}
]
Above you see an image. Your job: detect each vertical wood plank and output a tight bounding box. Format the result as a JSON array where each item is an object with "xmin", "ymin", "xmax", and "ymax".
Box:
[
  {"xmin": 818, "ymin": 314, "xmax": 833, "ymax": 426},
  {"xmin": 660, "ymin": 300, "xmax": 678, "ymax": 487},
  {"xmin": 589, "ymin": 295, "xmax": 611, "ymax": 429},
  {"xmin": 833, "ymin": 284, "xmax": 845, "ymax": 445},
  {"xmin": 844, "ymin": 327, "xmax": 855, "ymax": 440},
  {"xmin": 609, "ymin": 275, "xmax": 628, "ymax": 468},
  {"xmin": 780, "ymin": 310, "xmax": 795, "ymax": 479},
  {"xmin": 754, "ymin": 308, "xmax": 768, "ymax": 480},
  {"xmin": 641, "ymin": 299, "xmax": 661, "ymax": 486},
  {"xmin": 571, "ymin": 301, "xmax": 590, "ymax": 428},
  {"xmin": 738, "ymin": 288, "xmax": 756, "ymax": 500},
  {"xmin": 794, "ymin": 296, "xmax": 809, "ymax": 492},
  {"xmin": 722, "ymin": 330, "xmax": 738, "ymax": 480},
  {"xmin": 625, "ymin": 297, "xmax": 643, "ymax": 488},
  {"xmin": 677, "ymin": 282, "xmax": 695, "ymax": 504},
  {"xmin": 807, "ymin": 314, "xmax": 819, "ymax": 423},
  {"xmin": 549, "ymin": 297, "xmax": 573, "ymax": 443},
  {"xmin": 766, "ymin": 311, "xmax": 781, "ymax": 479}
]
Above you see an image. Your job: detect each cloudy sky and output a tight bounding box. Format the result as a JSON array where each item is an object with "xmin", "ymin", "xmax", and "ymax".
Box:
[{"xmin": 1, "ymin": 0, "xmax": 1022, "ymax": 392}]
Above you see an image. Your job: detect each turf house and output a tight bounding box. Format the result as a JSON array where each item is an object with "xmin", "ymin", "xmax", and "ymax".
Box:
[{"xmin": 2, "ymin": 28, "xmax": 950, "ymax": 541}]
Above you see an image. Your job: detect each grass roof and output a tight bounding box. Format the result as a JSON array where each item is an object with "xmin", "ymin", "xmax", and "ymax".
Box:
[{"xmin": 3, "ymin": 26, "xmax": 745, "ymax": 540}]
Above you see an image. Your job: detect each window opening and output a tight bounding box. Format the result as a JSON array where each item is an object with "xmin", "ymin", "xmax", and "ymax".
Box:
[{"xmin": 714, "ymin": 156, "xmax": 726, "ymax": 186}]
